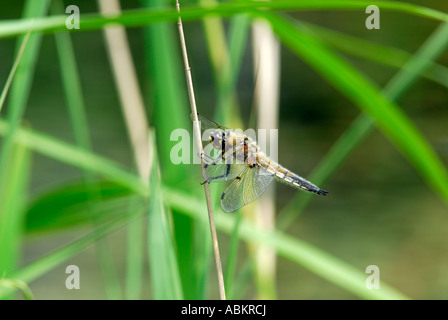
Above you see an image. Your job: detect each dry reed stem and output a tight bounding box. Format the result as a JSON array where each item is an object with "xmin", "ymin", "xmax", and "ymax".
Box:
[{"xmin": 176, "ymin": 0, "xmax": 226, "ymax": 300}]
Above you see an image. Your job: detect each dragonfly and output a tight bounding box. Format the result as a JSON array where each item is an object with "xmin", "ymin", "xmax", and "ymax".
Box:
[{"xmin": 194, "ymin": 113, "xmax": 328, "ymax": 212}]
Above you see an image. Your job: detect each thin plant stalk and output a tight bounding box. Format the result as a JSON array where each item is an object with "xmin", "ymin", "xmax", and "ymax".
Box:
[
  {"xmin": 175, "ymin": 0, "xmax": 226, "ymax": 300},
  {"xmin": 0, "ymin": 32, "xmax": 30, "ymax": 113}
]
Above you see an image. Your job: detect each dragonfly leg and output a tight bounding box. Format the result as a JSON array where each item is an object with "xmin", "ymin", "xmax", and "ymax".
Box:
[
  {"xmin": 199, "ymin": 154, "xmax": 230, "ymax": 184},
  {"xmin": 201, "ymin": 153, "xmax": 224, "ymax": 168},
  {"xmin": 201, "ymin": 152, "xmax": 215, "ymax": 163},
  {"xmin": 205, "ymin": 163, "xmax": 231, "ymax": 182}
]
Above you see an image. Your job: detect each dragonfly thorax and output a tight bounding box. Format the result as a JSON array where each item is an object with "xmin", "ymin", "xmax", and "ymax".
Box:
[{"xmin": 209, "ymin": 129, "xmax": 225, "ymax": 149}]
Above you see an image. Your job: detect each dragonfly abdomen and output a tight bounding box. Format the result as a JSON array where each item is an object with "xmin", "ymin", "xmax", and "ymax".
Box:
[{"xmin": 265, "ymin": 162, "xmax": 328, "ymax": 196}]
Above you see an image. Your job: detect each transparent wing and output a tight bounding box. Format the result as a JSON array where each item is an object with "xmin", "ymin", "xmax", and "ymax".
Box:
[
  {"xmin": 191, "ymin": 112, "xmax": 228, "ymax": 133},
  {"xmin": 205, "ymin": 161, "xmax": 247, "ymax": 183},
  {"xmin": 220, "ymin": 165, "xmax": 274, "ymax": 212}
]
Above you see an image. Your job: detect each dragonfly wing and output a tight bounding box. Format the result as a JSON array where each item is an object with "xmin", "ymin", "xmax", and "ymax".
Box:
[
  {"xmin": 221, "ymin": 165, "xmax": 274, "ymax": 212},
  {"xmin": 205, "ymin": 162, "xmax": 246, "ymax": 183},
  {"xmin": 191, "ymin": 113, "xmax": 229, "ymax": 133}
]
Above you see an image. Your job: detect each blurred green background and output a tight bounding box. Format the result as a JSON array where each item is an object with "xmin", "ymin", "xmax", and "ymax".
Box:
[{"xmin": 0, "ymin": 0, "xmax": 447, "ymax": 300}]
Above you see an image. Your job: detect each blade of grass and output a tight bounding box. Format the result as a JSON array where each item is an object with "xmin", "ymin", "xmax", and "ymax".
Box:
[
  {"xmin": 0, "ymin": 35, "xmax": 32, "ymax": 281},
  {"xmin": 278, "ymin": 21, "xmax": 448, "ymax": 229},
  {"xmin": 383, "ymin": 23, "xmax": 448, "ymax": 99},
  {"xmin": 25, "ymin": 181, "xmax": 136, "ymax": 233},
  {"xmin": 0, "ymin": 0, "xmax": 50, "ymax": 230},
  {"xmin": 0, "ymin": 279, "xmax": 34, "ymax": 300},
  {"xmin": 1, "ymin": 1, "xmax": 448, "ymax": 38},
  {"xmin": 0, "ymin": 120, "xmax": 147, "ymax": 195},
  {"xmin": 295, "ymin": 20, "xmax": 448, "ymax": 88},
  {"xmin": 0, "ymin": 32, "xmax": 30, "ymax": 113},
  {"xmin": 143, "ymin": 0, "xmax": 190, "ymax": 186},
  {"xmin": 0, "ymin": 0, "xmax": 48, "ymax": 299},
  {"xmin": 0, "ymin": 0, "xmax": 49, "ymax": 162},
  {"xmin": 260, "ymin": 12, "xmax": 448, "ymax": 209},
  {"xmin": 0, "ymin": 143, "xmax": 31, "ymax": 280},
  {"xmin": 53, "ymin": 9, "xmax": 91, "ymax": 151},
  {"xmin": 147, "ymin": 130, "xmax": 183, "ymax": 299},
  {"xmin": 163, "ymin": 187, "xmax": 410, "ymax": 300}
]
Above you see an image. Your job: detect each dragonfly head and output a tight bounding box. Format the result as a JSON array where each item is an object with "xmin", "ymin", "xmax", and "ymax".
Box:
[{"xmin": 209, "ymin": 130, "xmax": 225, "ymax": 149}]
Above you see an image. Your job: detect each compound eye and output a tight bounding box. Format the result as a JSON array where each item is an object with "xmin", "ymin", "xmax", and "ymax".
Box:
[{"xmin": 209, "ymin": 136, "xmax": 214, "ymax": 143}]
